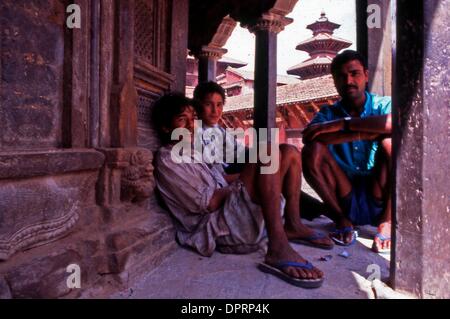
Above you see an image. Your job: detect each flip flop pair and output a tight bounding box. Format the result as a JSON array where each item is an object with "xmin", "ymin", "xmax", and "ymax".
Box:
[
  {"xmin": 372, "ymin": 233, "xmax": 391, "ymax": 254},
  {"xmin": 289, "ymin": 231, "xmax": 334, "ymax": 250},
  {"xmin": 258, "ymin": 261, "xmax": 324, "ymax": 289},
  {"xmin": 330, "ymin": 227, "xmax": 358, "ymax": 246}
]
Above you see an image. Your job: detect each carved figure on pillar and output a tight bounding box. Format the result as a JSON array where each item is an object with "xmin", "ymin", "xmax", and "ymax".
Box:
[{"xmin": 121, "ymin": 150, "xmax": 155, "ymax": 203}]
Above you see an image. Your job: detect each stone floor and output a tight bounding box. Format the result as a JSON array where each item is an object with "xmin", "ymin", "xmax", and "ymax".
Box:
[
  {"xmin": 112, "ymin": 217, "xmax": 414, "ymax": 299},
  {"xmin": 112, "ymin": 180, "xmax": 413, "ymax": 299}
]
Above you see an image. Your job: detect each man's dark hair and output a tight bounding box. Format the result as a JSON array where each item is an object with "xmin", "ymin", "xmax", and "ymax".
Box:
[
  {"xmin": 193, "ymin": 81, "xmax": 226, "ymax": 114},
  {"xmin": 151, "ymin": 92, "xmax": 194, "ymax": 145},
  {"xmin": 331, "ymin": 50, "xmax": 368, "ymax": 75}
]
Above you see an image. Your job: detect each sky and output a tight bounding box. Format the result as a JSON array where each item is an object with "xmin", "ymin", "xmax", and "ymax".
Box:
[{"xmin": 224, "ymin": 0, "xmax": 357, "ymax": 75}]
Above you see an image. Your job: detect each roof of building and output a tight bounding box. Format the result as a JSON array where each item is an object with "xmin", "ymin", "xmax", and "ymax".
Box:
[
  {"xmin": 219, "ymin": 56, "xmax": 248, "ymax": 67},
  {"xmin": 295, "ymin": 33, "xmax": 352, "ymax": 51},
  {"xmin": 306, "ymin": 11, "xmax": 341, "ymax": 33},
  {"xmin": 224, "ymin": 67, "xmax": 301, "ymax": 85},
  {"xmin": 224, "ymin": 74, "xmax": 339, "ymax": 112},
  {"xmin": 287, "ymin": 56, "xmax": 334, "ymax": 72},
  {"xmin": 187, "ymin": 55, "xmax": 247, "ymax": 68}
]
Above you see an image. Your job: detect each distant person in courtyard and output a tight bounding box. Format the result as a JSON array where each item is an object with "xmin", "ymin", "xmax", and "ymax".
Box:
[
  {"xmin": 152, "ymin": 92, "xmax": 333, "ymax": 289},
  {"xmin": 302, "ymin": 50, "xmax": 392, "ymax": 253}
]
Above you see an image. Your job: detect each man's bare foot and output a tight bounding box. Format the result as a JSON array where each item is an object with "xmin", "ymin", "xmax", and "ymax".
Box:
[
  {"xmin": 332, "ymin": 218, "xmax": 355, "ymax": 245},
  {"xmin": 284, "ymin": 223, "xmax": 334, "ymax": 248},
  {"xmin": 373, "ymin": 222, "xmax": 391, "ymax": 252},
  {"xmin": 265, "ymin": 244, "xmax": 323, "ymax": 280}
]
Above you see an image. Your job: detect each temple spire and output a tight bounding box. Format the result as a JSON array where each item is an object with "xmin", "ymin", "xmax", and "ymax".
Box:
[{"xmin": 287, "ymin": 12, "xmax": 352, "ymax": 79}]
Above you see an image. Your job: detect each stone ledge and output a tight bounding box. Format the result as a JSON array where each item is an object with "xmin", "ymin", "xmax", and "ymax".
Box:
[{"xmin": 0, "ymin": 149, "xmax": 105, "ymax": 180}]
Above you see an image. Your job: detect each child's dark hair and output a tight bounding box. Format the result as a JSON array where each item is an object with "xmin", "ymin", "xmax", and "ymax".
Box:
[
  {"xmin": 151, "ymin": 92, "xmax": 194, "ymax": 145},
  {"xmin": 331, "ymin": 50, "xmax": 368, "ymax": 76},
  {"xmin": 193, "ymin": 81, "xmax": 226, "ymax": 114}
]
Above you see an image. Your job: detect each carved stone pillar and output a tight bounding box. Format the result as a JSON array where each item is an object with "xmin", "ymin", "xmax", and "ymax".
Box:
[
  {"xmin": 246, "ymin": 12, "xmax": 293, "ymax": 136},
  {"xmin": 392, "ymin": 0, "xmax": 450, "ymax": 298}
]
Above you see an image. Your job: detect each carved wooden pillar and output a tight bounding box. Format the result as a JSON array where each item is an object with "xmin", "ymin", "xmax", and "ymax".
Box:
[
  {"xmin": 96, "ymin": 0, "xmax": 178, "ymax": 280},
  {"xmin": 169, "ymin": 0, "xmax": 189, "ymax": 92},
  {"xmin": 355, "ymin": 0, "xmax": 369, "ymax": 59},
  {"xmin": 196, "ymin": 46, "xmax": 227, "ymax": 83},
  {"xmin": 367, "ymin": 0, "xmax": 392, "ymax": 96},
  {"xmin": 193, "ymin": 15, "xmax": 236, "ymax": 84},
  {"xmin": 110, "ymin": 0, "xmax": 138, "ymax": 148},
  {"xmin": 133, "ymin": 0, "xmax": 175, "ymax": 151},
  {"xmin": 246, "ymin": 13, "xmax": 293, "ymax": 137}
]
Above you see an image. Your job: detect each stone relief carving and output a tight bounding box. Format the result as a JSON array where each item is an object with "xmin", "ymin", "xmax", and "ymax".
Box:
[
  {"xmin": 0, "ymin": 209, "xmax": 79, "ymax": 261},
  {"xmin": 0, "ymin": 149, "xmax": 104, "ymax": 261},
  {"xmin": 121, "ymin": 150, "xmax": 155, "ymax": 203}
]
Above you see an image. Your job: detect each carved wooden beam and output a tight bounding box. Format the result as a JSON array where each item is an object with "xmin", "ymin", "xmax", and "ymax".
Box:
[
  {"xmin": 311, "ymin": 101, "xmax": 321, "ymax": 112},
  {"xmin": 294, "ymin": 104, "xmax": 311, "ymax": 126},
  {"xmin": 284, "ymin": 105, "xmax": 303, "ymax": 129}
]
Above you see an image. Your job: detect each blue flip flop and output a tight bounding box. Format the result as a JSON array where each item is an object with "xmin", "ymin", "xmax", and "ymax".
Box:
[
  {"xmin": 258, "ymin": 261, "xmax": 324, "ymax": 289},
  {"xmin": 330, "ymin": 227, "xmax": 358, "ymax": 246},
  {"xmin": 290, "ymin": 231, "xmax": 334, "ymax": 250},
  {"xmin": 372, "ymin": 233, "xmax": 391, "ymax": 254}
]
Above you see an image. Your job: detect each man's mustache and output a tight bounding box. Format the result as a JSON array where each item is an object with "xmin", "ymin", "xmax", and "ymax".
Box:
[{"xmin": 344, "ymin": 85, "xmax": 358, "ymax": 90}]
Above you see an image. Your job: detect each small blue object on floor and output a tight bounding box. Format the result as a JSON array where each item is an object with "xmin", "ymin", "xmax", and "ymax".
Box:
[{"xmin": 339, "ymin": 250, "xmax": 351, "ymax": 258}]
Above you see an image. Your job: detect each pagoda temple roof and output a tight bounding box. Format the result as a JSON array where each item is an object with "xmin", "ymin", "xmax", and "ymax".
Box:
[
  {"xmin": 287, "ymin": 12, "xmax": 353, "ymax": 77},
  {"xmin": 306, "ymin": 11, "xmax": 341, "ymax": 35},
  {"xmin": 287, "ymin": 56, "xmax": 333, "ymax": 73},
  {"xmin": 295, "ymin": 33, "xmax": 352, "ymax": 52}
]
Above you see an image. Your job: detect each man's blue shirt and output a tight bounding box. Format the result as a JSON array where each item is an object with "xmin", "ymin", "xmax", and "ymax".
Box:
[{"xmin": 309, "ymin": 91, "xmax": 391, "ymax": 179}]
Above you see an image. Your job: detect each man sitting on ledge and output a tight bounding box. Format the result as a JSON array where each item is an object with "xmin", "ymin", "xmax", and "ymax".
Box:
[
  {"xmin": 302, "ymin": 50, "xmax": 392, "ymax": 253},
  {"xmin": 152, "ymin": 92, "xmax": 333, "ymax": 288}
]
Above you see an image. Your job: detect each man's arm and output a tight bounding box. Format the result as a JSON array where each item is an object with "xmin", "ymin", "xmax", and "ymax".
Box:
[
  {"xmin": 207, "ymin": 187, "xmax": 232, "ymax": 212},
  {"xmin": 314, "ymin": 131, "xmax": 384, "ymax": 145},
  {"xmin": 303, "ymin": 114, "xmax": 391, "ymax": 144},
  {"xmin": 348, "ymin": 114, "xmax": 392, "ymax": 134},
  {"xmin": 223, "ymin": 173, "xmax": 240, "ymax": 184}
]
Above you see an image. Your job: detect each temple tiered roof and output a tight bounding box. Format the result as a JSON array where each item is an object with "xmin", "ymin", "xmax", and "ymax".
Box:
[{"xmin": 287, "ymin": 11, "xmax": 352, "ymax": 79}]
